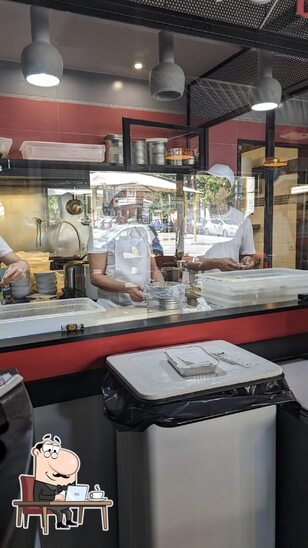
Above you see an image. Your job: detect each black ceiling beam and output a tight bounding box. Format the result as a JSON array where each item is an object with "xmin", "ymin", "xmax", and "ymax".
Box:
[{"xmin": 9, "ymin": 0, "xmax": 308, "ymax": 58}]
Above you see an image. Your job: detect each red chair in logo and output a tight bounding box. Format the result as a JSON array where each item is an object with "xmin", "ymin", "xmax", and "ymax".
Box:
[{"xmin": 12, "ymin": 475, "xmax": 54, "ymax": 535}]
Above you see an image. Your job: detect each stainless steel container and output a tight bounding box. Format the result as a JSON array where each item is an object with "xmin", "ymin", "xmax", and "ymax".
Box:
[
  {"xmin": 63, "ymin": 261, "xmax": 86, "ymax": 296},
  {"xmin": 105, "ymin": 134, "xmax": 123, "ymax": 165},
  {"xmin": 158, "ymin": 298, "xmax": 180, "ymax": 311},
  {"xmin": 146, "ymin": 138, "xmax": 167, "ymax": 165},
  {"xmin": 131, "ymin": 140, "xmax": 148, "ymax": 165}
]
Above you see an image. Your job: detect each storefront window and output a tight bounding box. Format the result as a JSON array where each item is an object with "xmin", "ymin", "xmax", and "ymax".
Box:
[{"xmin": 0, "ymin": 0, "xmax": 307, "ymax": 340}]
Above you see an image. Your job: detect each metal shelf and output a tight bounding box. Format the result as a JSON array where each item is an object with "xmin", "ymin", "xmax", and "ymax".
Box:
[{"xmin": 0, "ymin": 158, "xmax": 199, "ymax": 182}]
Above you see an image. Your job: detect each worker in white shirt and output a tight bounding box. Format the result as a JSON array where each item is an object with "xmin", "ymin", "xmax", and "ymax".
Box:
[
  {"xmin": 185, "ymin": 164, "xmax": 256, "ymax": 272},
  {"xmin": 0, "ymin": 235, "xmax": 29, "ymax": 286}
]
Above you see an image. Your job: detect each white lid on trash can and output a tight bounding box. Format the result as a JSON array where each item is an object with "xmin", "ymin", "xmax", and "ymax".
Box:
[{"xmin": 106, "ymin": 340, "xmax": 282, "ymax": 401}]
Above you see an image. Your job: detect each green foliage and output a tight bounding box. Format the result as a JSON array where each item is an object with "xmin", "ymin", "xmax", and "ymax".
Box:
[
  {"xmin": 48, "ymin": 195, "xmax": 61, "ymax": 221},
  {"xmin": 195, "ymin": 175, "xmax": 235, "ymax": 207}
]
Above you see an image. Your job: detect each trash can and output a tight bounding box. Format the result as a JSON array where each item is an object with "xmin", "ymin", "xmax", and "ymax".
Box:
[
  {"xmin": 276, "ymin": 358, "xmax": 308, "ymax": 548},
  {"xmin": 0, "ymin": 369, "xmax": 33, "ymax": 548},
  {"xmin": 102, "ymin": 340, "xmax": 293, "ymax": 548}
]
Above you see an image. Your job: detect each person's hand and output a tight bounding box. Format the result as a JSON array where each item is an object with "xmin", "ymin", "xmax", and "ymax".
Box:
[
  {"xmin": 127, "ymin": 285, "xmax": 145, "ymax": 302},
  {"xmin": 0, "ymin": 261, "xmax": 27, "ymax": 287},
  {"xmin": 185, "ymin": 259, "xmax": 202, "ymax": 271},
  {"xmin": 214, "ymin": 258, "xmax": 242, "ymax": 271},
  {"xmin": 240, "ymin": 256, "xmax": 255, "ymax": 269},
  {"xmin": 55, "ymin": 493, "xmax": 66, "ymax": 501}
]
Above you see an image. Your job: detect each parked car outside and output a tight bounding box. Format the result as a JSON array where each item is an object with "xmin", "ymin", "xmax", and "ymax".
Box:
[{"xmin": 204, "ymin": 218, "xmax": 239, "ymax": 237}]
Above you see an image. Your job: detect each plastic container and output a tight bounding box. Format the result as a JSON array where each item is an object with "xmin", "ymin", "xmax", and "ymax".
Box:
[
  {"xmin": 19, "ymin": 141, "xmax": 105, "ymax": 162},
  {"xmin": 0, "ymin": 137, "xmax": 13, "ymax": 158},
  {"xmin": 0, "ymin": 298, "xmax": 103, "ymax": 339},
  {"xmin": 200, "ymin": 268, "xmax": 308, "ymax": 307}
]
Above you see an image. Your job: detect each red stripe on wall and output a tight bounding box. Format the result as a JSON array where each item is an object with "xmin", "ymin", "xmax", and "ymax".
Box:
[{"xmin": 1, "ymin": 308, "xmax": 308, "ymax": 382}]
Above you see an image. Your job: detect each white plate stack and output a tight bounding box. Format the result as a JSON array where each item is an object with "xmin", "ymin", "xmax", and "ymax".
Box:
[
  {"xmin": 34, "ymin": 272, "xmax": 57, "ymax": 295},
  {"xmin": 11, "ymin": 271, "xmax": 31, "ymax": 299}
]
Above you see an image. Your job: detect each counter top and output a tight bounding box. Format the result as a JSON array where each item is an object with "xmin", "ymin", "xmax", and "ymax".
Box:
[{"xmin": 1, "ymin": 299, "xmax": 308, "ymax": 353}]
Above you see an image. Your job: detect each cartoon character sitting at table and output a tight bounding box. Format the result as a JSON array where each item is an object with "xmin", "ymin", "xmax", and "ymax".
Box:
[
  {"xmin": 32, "ymin": 434, "xmax": 80, "ymax": 529},
  {"xmin": 13, "ymin": 433, "xmax": 113, "ymax": 534}
]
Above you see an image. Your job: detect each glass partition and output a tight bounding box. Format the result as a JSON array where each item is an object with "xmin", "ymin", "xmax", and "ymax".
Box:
[{"xmin": 0, "ymin": 0, "xmax": 307, "ymax": 341}]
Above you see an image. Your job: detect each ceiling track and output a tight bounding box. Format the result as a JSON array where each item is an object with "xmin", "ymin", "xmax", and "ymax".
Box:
[{"xmin": 8, "ymin": 0, "xmax": 308, "ymax": 57}]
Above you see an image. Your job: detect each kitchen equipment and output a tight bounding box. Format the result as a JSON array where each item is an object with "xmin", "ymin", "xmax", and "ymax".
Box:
[
  {"xmin": 145, "ymin": 281, "xmax": 186, "ymax": 312},
  {"xmin": 167, "ymin": 147, "xmax": 182, "ymax": 166},
  {"xmin": 199, "ymin": 268, "xmax": 308, "ymax": 308},
  {"xmin": 131, "ymin": 140, "xmax": 148, "ymax": 165},
  {"xmin": 161, "ymin": 267, "xmax": 182, "ymax": 283},
  {"xmin": 19, "ymin": 141, "xmax": 105, "ymax": 162},
  {"xmin": 10, "ymin": 271, "xmax": 31, "ymax": 299},
  {"xmin": 104, "ymin": 134, "xmax": 124, "ymax": 165},
  {"xmin": 0, "ymin": 298, "xmax": 103, "ymax": 338},
  {"xmin": 34, "ymin": 271, "xmax": 57, "ymax": 295},
  {"xmin": 146, "ymin": 138, "xmax": 167, "ymax": 165},
  {"xmin": 105, "ymin": 340, "xmax": 292, "ymax": 548},
  {"xmin": 65, "ymin": 195, "xmax": 83, "ymax": 216},
  {"xmin": 63, "ymin": 261, "xmax": 86, "ymax": 298}
]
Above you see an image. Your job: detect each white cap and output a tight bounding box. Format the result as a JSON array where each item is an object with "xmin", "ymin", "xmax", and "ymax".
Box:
[{"xmin": 202, "ymin": 164, "xmax": 235, "ymax": 186}]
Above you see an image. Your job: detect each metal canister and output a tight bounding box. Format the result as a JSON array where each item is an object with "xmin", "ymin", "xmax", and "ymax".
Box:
[
  {"xmin": 146, "ymin": 138, "xmax": 167, "ymax": 165},
  {"xmin": 168, "ymin": 147, "xmax": 183, "ymax": 166},
  {"xmin": 131, "ymin": 140, "xmax": 148, "ymax": 165},
  {"xmin": 104, "ymin": 134, "xmax": 124, "ymax": 165}
]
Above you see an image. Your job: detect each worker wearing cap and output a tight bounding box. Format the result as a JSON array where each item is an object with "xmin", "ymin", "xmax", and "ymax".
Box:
[
  {"xmin": 186, "ymin": 164, "xmax": 256, "ymax": 272},
  {"xmin": 0, "ymin": 235, "xmax": 29, "ymax": 286}
]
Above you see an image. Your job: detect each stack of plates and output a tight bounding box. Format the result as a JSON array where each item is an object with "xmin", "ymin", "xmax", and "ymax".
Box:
[
  {"xmin": 34, "ymin": 272, "xmax": 57, "ymax": 295},
  {"xmin": 11, "ymin": 271, "xmax": 31, "ymax": 299}
]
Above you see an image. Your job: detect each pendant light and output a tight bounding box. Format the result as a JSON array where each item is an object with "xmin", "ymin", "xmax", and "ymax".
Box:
[
  {"xmin": 250, "ymin": 51, "xmax": 281, "ymax": 111},
  {"xmin": 21, "ymin": 6, "xmax": 63, "ymax": 87},
  {"xmin": 149, "ymin": 31, "xmax": 185, "ymax": 101}
]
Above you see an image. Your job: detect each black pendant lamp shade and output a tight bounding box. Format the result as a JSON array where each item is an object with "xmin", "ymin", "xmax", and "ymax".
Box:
[
  {"xmin": 21, "ymin": 6, "xmax": 63, "ymax": 87},
  {"xmin": 149, "ymin": 31, "xmax": 185, "ymax": 101}
]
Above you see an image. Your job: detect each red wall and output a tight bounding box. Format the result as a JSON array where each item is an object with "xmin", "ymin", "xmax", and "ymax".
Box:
[
  {"xmin": 0, "ymin": 95, "xmax": 186, "ymax": 157},
  {"xmin": 209, "ymin": 119, "xmax": 265, "ymax": 173},
  {"xmin": 209, "ymin": 118, "xmax": 308, "ymax": 173}
]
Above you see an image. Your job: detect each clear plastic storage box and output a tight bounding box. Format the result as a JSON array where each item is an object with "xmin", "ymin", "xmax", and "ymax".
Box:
[
  {"xmin": 0, "ymin": 298, "xmax": 103, "ymax": 338},
  {"xmin": 199, "ymin": 268, "xmax": 308, "ymax": 308},
  {"xmin": 19, "ymin": 141, "xmax": 105, "ymax": 162}
]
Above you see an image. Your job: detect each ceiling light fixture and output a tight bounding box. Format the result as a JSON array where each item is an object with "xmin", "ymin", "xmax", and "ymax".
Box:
[
  {"xmin": 250, "ymin": 51, "xmax": 282, "ymax": 112},
  {"xmin": 149, "ymin": 31, "xmax": 185, "ymax": 101},
  {"xmin": 133, "ymin": 62, "xmax": 144, "ymax": 70},
  {"xmin": 21, "ymin": 6, "xmax": 63, "ymax": 87}
]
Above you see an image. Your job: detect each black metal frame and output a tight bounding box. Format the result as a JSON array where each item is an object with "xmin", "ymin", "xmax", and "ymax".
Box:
[
  {"xmin": 10, "ymin": 0, "xmax": 308, "ymax": 58},
  {"xmin": 122, "ymin": 117, "xmax": 206, "ymax": 173}
]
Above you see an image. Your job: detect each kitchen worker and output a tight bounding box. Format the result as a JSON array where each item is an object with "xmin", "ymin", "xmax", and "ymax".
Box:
[
  {"xmin": 0, "ymin": 235, "xmax": 29, "ymax": 285},
  {"xmin": 185, "ymin": 164, "xmax": 256, "ymax": 272},
  {"xmin": 88, "ymin": 224, "xmax": 164, "ymax": 308}
]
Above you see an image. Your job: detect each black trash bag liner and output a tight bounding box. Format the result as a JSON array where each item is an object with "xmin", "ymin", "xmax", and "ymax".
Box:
[{"xmin": 102, "ymin": 370, "xmax": 294, "ymax": 432}]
